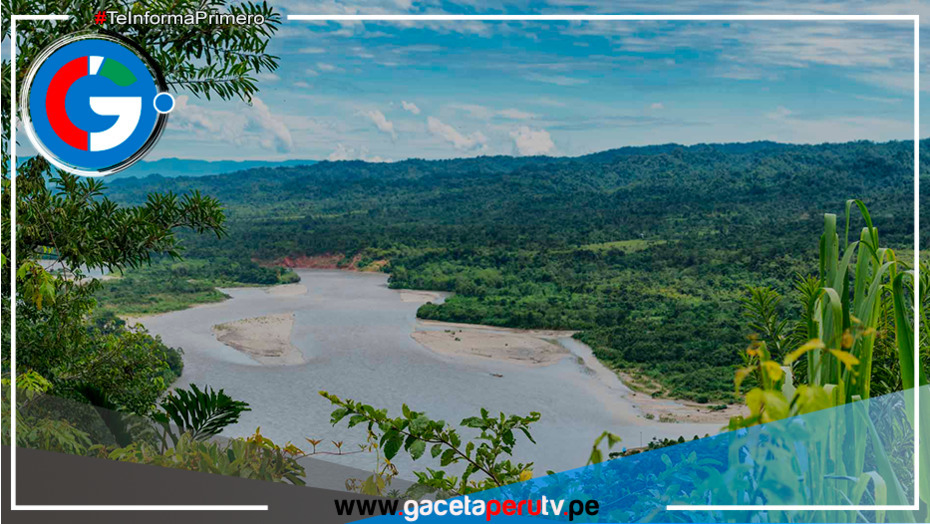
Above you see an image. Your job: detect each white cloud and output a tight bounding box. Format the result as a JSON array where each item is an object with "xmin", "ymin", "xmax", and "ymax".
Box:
[
  {"xmin": 715, "ymin": 64, "xmax": 768, "ymax": 81},
  {"xmin": 498, "ymin": 108, "xmax": 537, "ymax": 120},
  {"xmin": 560, "ymin": 16, "xmax": 917, "ymax": 93},
  {"xmin": 248, "ymin": 97, "xmax": 294, "ymax": 152},
  {"xmin": 450, "ymin": 104, "xmax": 495, "ymax": 119},
  {"xmin": 294, "ymin": 81, "xmax": 311, "ymax": 89},
  {"xmin": 328, "ymin": 143, "xmax": 389, "ymax": 162},
  {"xmin": 534, "ymin": 97, "xmax": 566, "ymax": 107},
  {"xmin": 856, "ymin": 71, "xmax": 930, "ymax": 93},
  {"xmin": 297, "ymin": 47, "xmax": 326, "ymax": 54},
  {"xmin": 766, "ymin": 106, "xmax": 793, "ymax": 121},
  {"xmin": 768, "ymin": 114, "xmax": 910, "ymax": 143},
  {"xmin": 759, "ymin": 103, "xmax": 910, "ymax": 142},
  {"xmin": 317, "ymin": 62, "xmax": 344, "ymax": 73},
  {"xmin": 255, "ymin": 72, "xmax": 280, "ymax": 82},
  {"xmin": 401, "ymin": 100, "xmax": 421, "ymax": 114},
  {"xmin": 451, "ymin": 104, "xmax": 537, "ymax": 120},
  {"xmin": 649, "ymin": 102, "xmax": 664, "ymax": 110},
  {"xmin": 170, "ymin": 95, "xmax": 293, "ymax": 153},
  {"xmin": 510, "ymin": 126, "xmax": 555, "ymax": 156},
  {"xmin": 525, "ymin": 73, "xmax": 589, "ymax": 86},
  {"xmin": 427, "ymin": 117, "xmax": 487, "ymax": 150},
  {"xmin": 363, "ymin": 109, "xmax": 397, "ymax": 139},
  {"xmin": 853, "ymin": 94, "xmax": 904, "ymax": 104}
]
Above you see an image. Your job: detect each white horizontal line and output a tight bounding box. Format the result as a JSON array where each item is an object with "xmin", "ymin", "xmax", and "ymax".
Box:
[
  {"xmin": 287, "ymin": 14, "xmax": 919, "ymax": 21},
  {"xmin": 13, "ymin": 505, "xmax": 269, "ymax": 511},
  {"xmin": 9, "ymin": 9, "xmax": 921, "ymax": 515},
  {"xmin": 11, "ymin": 14, "xmax": 69, "ymax": 20},
  {"xmin": 666, "ymin": 504, "xmax": 921, "ymax": 512}
]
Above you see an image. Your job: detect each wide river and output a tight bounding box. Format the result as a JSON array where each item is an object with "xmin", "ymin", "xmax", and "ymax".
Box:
[{"xmin": 139, "ymin": 270, "xmax": 722, "ymax": 478}]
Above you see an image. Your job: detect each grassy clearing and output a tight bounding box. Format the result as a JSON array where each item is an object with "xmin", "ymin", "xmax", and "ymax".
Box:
[{"xmin": 579, "ymin": 239, "xmax": 667, "ymax": 253}]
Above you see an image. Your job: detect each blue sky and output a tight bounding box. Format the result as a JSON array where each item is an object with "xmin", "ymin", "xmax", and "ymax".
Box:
[{"xmin": 18, "ymin": 1, "xmax": 929, "ymax": 161}]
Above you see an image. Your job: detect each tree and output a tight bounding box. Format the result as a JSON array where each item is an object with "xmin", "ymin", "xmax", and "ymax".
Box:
[{"xmin": 1, "ymin": 0, "xmax": 281, "ymax": 414}]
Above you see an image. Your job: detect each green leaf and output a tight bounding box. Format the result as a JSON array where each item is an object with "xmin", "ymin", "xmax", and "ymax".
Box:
[
  {"xmin": 330, "ymin": 408, "xmax": 350, "ymax": 425},
  {"xmin": 409, "ymin": 415, "xmax": 430, "ymax": 434},
  {"xmin": 383, "ymin": 434, "xmax": 403, "ymax": 461},
  {"xmin": 408, "ymin": 439, "xmax": 427, "ymax": 460},
  {"xmin": 349, "ymin": 415, "xmax": 368, "ymax": 428},
  {"xmin": 461, "ymin": 417, "xmax": 483, "ymax": 428},
  {"xmin": 440, "ymin": 448, "xmax": 456, "ymax": 466}
]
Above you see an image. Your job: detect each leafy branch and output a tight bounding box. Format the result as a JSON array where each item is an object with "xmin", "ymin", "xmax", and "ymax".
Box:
[{"xmin": 320, "ymin": 391, "xmax": 539, "ymax": 496}]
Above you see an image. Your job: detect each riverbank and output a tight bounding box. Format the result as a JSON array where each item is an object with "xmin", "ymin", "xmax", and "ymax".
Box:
[
  {"xmin": 266, "ymin": 283, "xmax": 308, "ymax": 296},
  {"xmin": 94, "ymin": 258, "xmax": 300, "ymax": 317},
  {"xmin": 272, "ymin": 253, "xmax": 388, "ymax": 272},
  {"xmin": 132, "ymin": 269, "xmax": 732, "ymax": 474},
  {"xmin": 623, "ymin": 388, "xmax": 745, "ymax": 425},
  {"xmin": 411, "ymin": 319, "xmax": 740, "ymax": 425},
  {"xmin": 412, "ymin": 320, "xmax": 574, "ymax": 367},
  {"xmin": 611, "ymin": 368, "xmax": 746, "ymax": 424},
  {"xmin": 120, "ymin": 267, "xmax": 740, "ymax": 426},
  {"xmin": 212, "ymin": 313, "xmax": 306, "ymax": 365}
]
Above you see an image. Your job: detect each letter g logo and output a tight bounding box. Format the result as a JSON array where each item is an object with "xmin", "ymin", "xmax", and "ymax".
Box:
[{"xmin": 21, "ymin": 32, "xmax": 174, "ymax": 176}]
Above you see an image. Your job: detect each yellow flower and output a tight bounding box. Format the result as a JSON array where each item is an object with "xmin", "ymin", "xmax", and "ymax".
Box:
[
  {"xmin": 519, "ymin": 469, "xmax": 533, "ymax": 482},
  {"xmin": 841, "ymin": 330, "xmax": 854, "ymax": 349},
  {"xmin": 762, "ymin": 361, "xmax": 784, "ymax": 382}
]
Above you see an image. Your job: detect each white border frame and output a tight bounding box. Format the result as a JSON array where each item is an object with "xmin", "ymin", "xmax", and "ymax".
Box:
[{"xmin": 4, "ymin": 11, "xmax": 920, "ymax": 514}]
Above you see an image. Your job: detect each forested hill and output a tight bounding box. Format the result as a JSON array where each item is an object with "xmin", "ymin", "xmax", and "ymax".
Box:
[
  {"xmin": 108, "ymin": 140, "xmax": 919, "ymax": 255},
  {"xmin": 103, "ymin": 139, "xmax": 922, "ymax": 402}
]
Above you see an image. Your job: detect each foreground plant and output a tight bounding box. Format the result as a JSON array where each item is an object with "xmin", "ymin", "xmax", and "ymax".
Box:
[
  {"xmin": 105, "ymin": 428, "xmax": 308, "ymax": 485},
  {"xmin": 153, "ymin": 384, "xmax": 250, "ymax": 449},
  {"xmin": 320, "ymin": 391, "xmax": 539, "ymax": 496},
  {"xmin": 732, "ymin": 200, "xmax": 928, "ymax": 426},
  {"xmin": 727, "ymin": 199, "xmax": 928, "ymax": 522}
]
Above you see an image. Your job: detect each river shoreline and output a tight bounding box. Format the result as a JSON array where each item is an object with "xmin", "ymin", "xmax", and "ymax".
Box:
[
  {"xmin": 125, "ymin": 269, "xmax": 742, "ymax": 425},
  {"xmin": 131, "ymin": 269, "xmax": 735, "ymax": 474}
]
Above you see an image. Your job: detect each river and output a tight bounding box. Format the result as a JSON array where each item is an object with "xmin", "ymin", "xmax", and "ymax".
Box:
[{"xmin": 138, "ymin": 270, "xmax": 724, "ymax": 478}]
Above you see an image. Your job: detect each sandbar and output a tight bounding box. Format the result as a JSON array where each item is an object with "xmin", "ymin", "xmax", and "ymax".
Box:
[
  {"xmin": 411, "ymin": 320, "xmax": 572, "ymax": 367},
  {"xmin": 212, "ymin": 313, "xmax": 305, "ymax": 365}
]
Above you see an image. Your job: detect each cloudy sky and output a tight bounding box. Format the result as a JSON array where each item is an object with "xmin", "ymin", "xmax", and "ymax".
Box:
[{"xmin": 21, "ymin": 1, "xmax": 930, "ymax": 161}]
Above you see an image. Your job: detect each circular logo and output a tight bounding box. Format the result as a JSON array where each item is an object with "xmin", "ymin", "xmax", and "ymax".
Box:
[{"xmin": 21, "ymin": 33, "xmax": 173, "ymax": 177}]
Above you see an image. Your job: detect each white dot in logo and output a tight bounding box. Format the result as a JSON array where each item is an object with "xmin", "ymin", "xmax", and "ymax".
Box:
[{"xmin": 153, "ymin": 92, "xmax": 175, "ymax": 114}]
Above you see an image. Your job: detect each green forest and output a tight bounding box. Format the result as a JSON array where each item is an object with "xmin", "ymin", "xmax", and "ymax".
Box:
[
  {"xmin": 3, "ymin": 2, "xmax": 928, "ymax": 516},
  {"xmin": 94, "ymin": 257, "xmax": 298, "ymax": 315},
  {"xmin": 100, "ymin": 139, "xmax": 923, "ymax": 401}
]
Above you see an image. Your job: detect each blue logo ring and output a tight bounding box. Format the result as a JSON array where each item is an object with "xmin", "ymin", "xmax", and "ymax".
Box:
[{"xmin": 20, "ymin": 31, "xmax": 170, "ymax": 177}]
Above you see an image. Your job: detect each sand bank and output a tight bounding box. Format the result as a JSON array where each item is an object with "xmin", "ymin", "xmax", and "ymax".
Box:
[
  {"xmin": 399, "ymin": 290, "xmax": 445, "ymax": 303},
  {"xmin": 626, "ymin": 389, "xmax": 748, "ymax": 425},
  {"xmin": 212, "ymin": 313, "xmax": 305, "ymax": 365},
  {"xmin": 414, "ymin": 320, "xmax": 740, "ymax": 424},
  {"xmin": 615, "ymin": 367, "xmax": 748, "ymax": 425},
  {"xmin": 266, "ymin": 283, "xmax": 308, "ymax": 296},
  {"xmin": 411, "ymin": 320, "xmax": 573, "ymax": 367}
]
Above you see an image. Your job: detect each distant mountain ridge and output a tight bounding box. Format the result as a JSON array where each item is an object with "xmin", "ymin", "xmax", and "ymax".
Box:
[
  {"xmin": 111, "ymin": 157, "xmax": 319, "ymax": 179},
  {"xmin": 107, "ymin": 138, "xmax": 928, "ymax": 186},
  {"xmin": 16, "ymin": 156, "xmax": 318, "ymax": 179},
  {"xmin": 104, "ymin": 138, "xmax": 921, "ymax": 253},
  {"xmin": 106, "ymin": 138, "xmax": 926, "ymax": 196}
]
